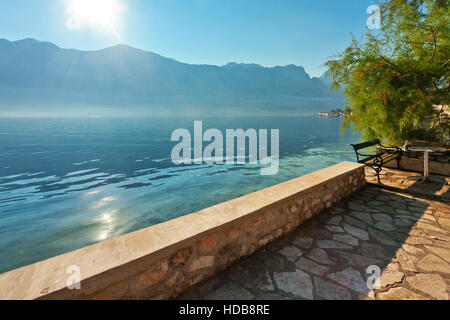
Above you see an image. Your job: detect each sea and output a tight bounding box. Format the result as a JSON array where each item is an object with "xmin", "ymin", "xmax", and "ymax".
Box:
[{"xmin": 0, "ymin": 116, "xmax": 361, "ymax": 272}]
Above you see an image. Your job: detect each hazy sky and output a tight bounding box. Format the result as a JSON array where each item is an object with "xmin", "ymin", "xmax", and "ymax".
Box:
[{"xmin": 0, "ymin": 0, "xmax": 377, "ymax": 77}]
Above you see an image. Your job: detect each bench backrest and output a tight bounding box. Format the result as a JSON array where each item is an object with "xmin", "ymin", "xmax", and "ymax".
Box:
[
  {"xmin": 351, "ymin": 139, "xmax": 381, "ymax": 163},
  {"xmin": 351, "ymin": 139, "xmax": 381, "ymax": 151}
]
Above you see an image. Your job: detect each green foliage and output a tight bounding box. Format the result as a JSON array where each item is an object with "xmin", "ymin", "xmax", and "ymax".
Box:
[{"xmin": 327, "ymin": 0, "xmax": 449, "ymax": 144}]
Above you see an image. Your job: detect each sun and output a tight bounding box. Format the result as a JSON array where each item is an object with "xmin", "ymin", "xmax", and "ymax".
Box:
[{"xmin": 66, "ymin": 0, "xmax": 123, "ymax": 35}]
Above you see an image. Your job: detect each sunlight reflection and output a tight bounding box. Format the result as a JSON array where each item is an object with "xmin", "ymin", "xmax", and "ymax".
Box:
[
  {"xmin": 100, "ymin": 208, "xmax": 117, "ymax": 222},
  {"xmin": 91, "ymin": 195, "xmax": 118, "ymax": 209},
  {"xmin": 83, "ymin": 189, "xmax": 101, "ymax": 197},
  {"xmin": 97, "ymin": 208, "xmax": 118, "ymax": 241}
]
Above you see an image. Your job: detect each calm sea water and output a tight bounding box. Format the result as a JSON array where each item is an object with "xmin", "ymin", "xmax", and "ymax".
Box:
[{"xmin": 0, "ymin": 116, "xmax": 360, "ymax": 272}]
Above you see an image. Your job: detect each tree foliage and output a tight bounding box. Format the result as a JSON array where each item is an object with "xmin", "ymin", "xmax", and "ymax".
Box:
[{"xmin": 327, "ymin": 0, "xmax": 449, "ymax": 144}]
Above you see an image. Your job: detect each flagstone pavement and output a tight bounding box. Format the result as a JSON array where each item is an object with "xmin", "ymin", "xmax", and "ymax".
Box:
[{"xmin": 179, "ymin": 170, "xmax": 450, "ymax": 300}]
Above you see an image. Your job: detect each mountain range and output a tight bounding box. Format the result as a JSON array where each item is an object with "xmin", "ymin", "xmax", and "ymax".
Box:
[{"xmin": 0, "ymin": 38, "xmax": 343, "ymax": 117}]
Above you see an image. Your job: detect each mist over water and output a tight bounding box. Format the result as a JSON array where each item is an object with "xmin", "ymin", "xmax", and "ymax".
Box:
[{"xmin": 0, "ymin": 116, "xmax": 360, "ymax": 272}]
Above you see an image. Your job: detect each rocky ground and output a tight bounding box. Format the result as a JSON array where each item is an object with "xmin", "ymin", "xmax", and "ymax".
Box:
[{"xmin": 179, "ymin": 168, "xmax": 450, "ymax": 300}]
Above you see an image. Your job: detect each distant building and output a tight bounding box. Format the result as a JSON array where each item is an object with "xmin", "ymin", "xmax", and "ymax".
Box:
[{"xmin": 317, "ymin": 110, "xmax": 348, "ymax": 117}]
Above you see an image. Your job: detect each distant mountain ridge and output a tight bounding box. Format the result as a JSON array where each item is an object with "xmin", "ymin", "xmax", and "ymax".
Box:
[{"xmin": 0, "ymin": 38, "xmax": 343, "ymax": 116}]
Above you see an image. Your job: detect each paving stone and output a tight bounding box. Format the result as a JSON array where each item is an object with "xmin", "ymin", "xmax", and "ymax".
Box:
[
  {"xmin": 437, "ymin": 217, "xmax": 450, "ymax": 229},
  {"xmin": 408, "ymin": 202, "xmax": 429, "ymax": 209},
  {"xmin": 278, "ymin": 246, "xmax": 304, "ymax": 262},
  {"xmin": 292, "ymin": 237, "xmax": 313, "ymax": 250},
  {"xmin": 329, "ymin": 207, "xmax": 345, "ymax": 215},
  {"xmin": 227, "ymin": 261, "xmax": 274, "ymax": 291},
  {"xmin": 389, "ymin": 230, "xmax": 411, "ymax": 242},
  {"xmin": 327, "ymin": 267, "xmax": 368, "ymax": 294},
  {"xmin": 303, "ymin": 228, "xmax": 332, "ymax": 240},
  {"xmin": 379, "ymin": 270, "xmax": 404, "ymax": 288},
  {"xmin": 415, "ymin": 222, "xmax": 445, "ymax": 234},
  {"xmin": 394, "ymin": 218, "xmax": 416, "ymax": 226},
  {"xmin": 394, "ymin": 248, "xmax": 420, "ymax": 272},
  {"xmin": 316, "ymin": 240, "xmax": 352, "ymax": 250},
  {"xmin": 417, "ymin": 216, "xmax": 441, "ymax": 226},
  {"xmin": 395, "ymin": 209, "xmax": 411, "ymax": 215},
  {"xmin": 380, "ymin": 206, "xmax": 396, "ymax": 214},
  {"xmin": 339, "ymin": 251, "xmax": 383, "ymax": 268},
  {"xmin": 391, "ymin": 202, "xmax": 407, "ymax": 210},
  {"xmin": 374, "ymin": 221, "xmax": 397, "ymax": 232},
  {"xmin": 428, "ymin": 239, "xmax": 450, "ymax": 249},
  {"xmin": 385, "ymin": 262, "xmax": 401, "ymax": 271},
  {"xmin": 434, "ymin": 208, "xmax": 450, "ymax": 217},
  {"xmin": 273, "ymin": 270, "xmax": 313, "ymax": 300},
  {"xmin": 376, "ymin": 195, "xmax": 390, "ymax": 201},
  {"xmin": 347, "ymin": 211, "xmax": 374, "ymax": 225},
  {"xmin": 344, "ymin": 216, "xmax": 367, "ymax": 228},
  {"xmin": 333, "ymin": 234, "xmax": 359, "ymax": 246},
  {"xmin": 424, "ymin": 245, "xmax": 450, "ymax": 263},
  {"xmin": 348, "ymin": 202, "xmax": 376, "ymax": 212},
  {"xmin": 357, "ymin": 242, "xmax": 393, "ymax": 261},
  {"xmin": 394, "ymin": 214, "xmax": 417, "ymax": 221},
  {"xmin": 265, "ymin": 241, "xmax": 283, "ymax": 252},
  {"xmin": 401, "ymin": 244, "xmax": 424, "ymax": 256},
  {"xmin": 371, "ymin": 213, "xmax": 394, "ymax": 223},
  {"xmin": 294, "ymin": 222, "xmax": 318, "ymax": 237},
  {"xmin": 306, "ymin": 248, "xmax": 336, "ymax": 266},
  {"xmin": 388, "ymin": 194, "xmax": 404, "ymax": 201},
  {"xmin": 365, "ymin": 290, "xmax": 376, "ymax": 300},
  {"xmin": 408, "ymin": 207, "xmax": 429, "ymax": 214},
  {"xmin": 363, "ymin": 188, "xmax": 380, "ymax": 196},
  {"xmin": 417, "ymin": 254, "xmax": 450, "ymax": 274},
  {"xmin": 404, "ymin": 235, "xmax": 433, "ymax": 246},
  {"xmin": 410, "ymin": 211, "xmax": 426, "ymax": 218},
  {"xmin": 261, "ymin": 253, "xmax": 286, "ymax": 272},
  {"xmin": 378, "ymin": 287, "xmax": 428, "ymax": 300},
  {"xmin": 406, "ymin": 274, "xmax": 448, "ymax": 300},
  {"xmin": 204, "ymin": 282, "xmax": 255, "ymax": 300},
  {"xmin": 197, "ymin": 277, "xmax": 221, "ymax": 295},
  {"xmin": 368, "ymin": 227, "xmax": 398, "ymax": 246},
  {"xmin": 421, "ymin": 231, "xmax": 448, "ymax": 243},
  {"xmin": 325, "ymin": 225, "xmax": 345, "ymax": 233},
  {"xmin": 367, "ymin": 201, "xmax": 387, "ymax": 206},
  {"xmin": 255, "ymin": 292, "xmax": 291, "ymax": 300},
  {"xmin": 343, "ymin": 223, "xmax": 369, "ymax": 241},
  {"xmin": 326, "ymin": 215, "xmax": 342, "ymax": 226},
  {"xmin": 351, "ymin": 198, "xmax": 366, "ymax": 205},
  {"xmin": 295, "ymin": 257, "xmax": 330, "ymax": 276},
  {"xmin": 314, "ymin": 277, "xmax": 351, "ymax": 300}
]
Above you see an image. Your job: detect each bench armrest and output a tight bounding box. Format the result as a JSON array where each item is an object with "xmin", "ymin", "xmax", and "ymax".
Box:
[
  {"xmin": 379, "ymin": 144, "xmax": 402, "ymax": 154},
  {"xmin": 357, "ymin": 152, "xmax": 379, "ymax": 157}
]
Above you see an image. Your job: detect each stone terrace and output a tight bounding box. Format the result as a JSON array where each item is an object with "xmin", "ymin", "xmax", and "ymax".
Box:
[{"xmin": 180, "ymin": 168, "xmax": 450, "ymax": 300}]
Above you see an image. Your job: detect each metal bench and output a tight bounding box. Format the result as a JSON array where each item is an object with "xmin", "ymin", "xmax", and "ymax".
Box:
[{"xmin": 351, "ymin": 139, "xmax": 402, "ymax": 183}]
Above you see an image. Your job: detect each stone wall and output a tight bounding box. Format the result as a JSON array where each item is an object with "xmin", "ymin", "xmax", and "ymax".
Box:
[{"xmin": 0, "ymin": 162, "xmax": 366, "ymax": 300}]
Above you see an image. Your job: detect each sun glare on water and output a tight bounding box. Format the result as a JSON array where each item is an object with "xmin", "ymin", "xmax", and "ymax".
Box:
[{"xmin": 66, "ymin": 0, "xmax": 123, "ymax": 37}]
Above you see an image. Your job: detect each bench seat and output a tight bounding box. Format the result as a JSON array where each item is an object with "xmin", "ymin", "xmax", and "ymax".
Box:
[{"xmin": 362, "ymin": 153, "xmax": 400, "ymax": 165}]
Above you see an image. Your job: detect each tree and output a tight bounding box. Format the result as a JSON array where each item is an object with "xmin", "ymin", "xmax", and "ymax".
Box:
[{"xmin": 327, "ymin": 0, "xmax": 449, "ymax": 144}]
